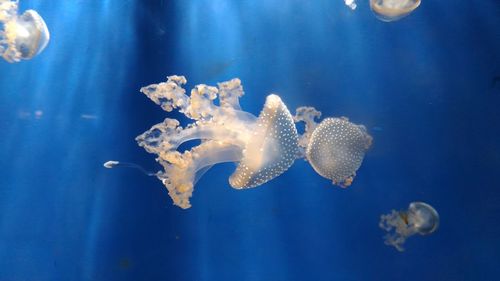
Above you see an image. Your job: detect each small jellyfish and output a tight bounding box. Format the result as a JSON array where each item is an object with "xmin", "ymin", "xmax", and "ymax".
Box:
[
  {"xmin": 0, "ymin": 0, "xmax": 50, "ymax": 63},
  {"xmin": 379, "ymin": 202, "xmax": 439, "ymax": 251},
  {"xmin": 344, "ymin": 0, "xmax": 357, "ymax": 10},
  {"xmin": 104, "ymin": 160, "xmax": 157, "ymax": 176},
  {"xmin": 108, "ymin": 76, "xmax": 372, "ymax": 209},
  {"xmin": 369, "ymin": 0, "xmax": 421, "ymax": 22}
]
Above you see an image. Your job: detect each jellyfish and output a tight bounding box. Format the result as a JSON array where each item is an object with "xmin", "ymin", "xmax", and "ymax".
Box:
[
  {"xmin": 0, "ymin": 0, "xmax": 50, "ymax": 63},
  {"xmin": 369, "ymin": 0, "xmax": 421, "ymax": 22},
  {"xmin": 293, "ymin": 107, "xmax": 372, "ymax": 188},
  {"xmin": 104, "ymin": 161, "xmax": 156, "ymax": 176},
  {"xmin": 379, "ymin": 202, "xmax": 439, "ymax": 251},
  {"xmin": 344, "ymin": 0, "xmax": 357, "ymax": 10},
  {"xmin": 107, "ymin": 75, "xmax": 372, "ymax": 209}
]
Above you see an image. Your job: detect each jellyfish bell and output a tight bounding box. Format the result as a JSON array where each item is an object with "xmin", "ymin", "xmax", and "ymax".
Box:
[
  {"xmin": 407, "ymin": 201, "xmax": 439, "ymax": 235},
  {"xmin": 294, "ymin": 108, "xmax": 372, "ymax": 188},
  {"xmin": 379, "ymin": 201, "xmax": 439, "ymax": 251},
  {"xmin": 10, "ymin": 10, "xmax": 50, "ymax": 59},
  {"xmin": 369, "ymin": 0, "xmax": 421, "ymax": 22},
  {"xmin": 306, "ymin": 117, "xmax": 372, "ymax": 187},
  {"xmin": 0, "ymin": 0, "xmax": 50, "ymax": 63},
  {"xmin": 229, "ymin": 94, "xmax": 299, "ymax": 189}
]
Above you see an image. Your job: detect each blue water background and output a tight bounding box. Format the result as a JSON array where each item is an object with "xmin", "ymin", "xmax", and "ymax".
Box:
[{"xmin": 0, "ymin": 0, "xmax": 499, "ymax": 280}]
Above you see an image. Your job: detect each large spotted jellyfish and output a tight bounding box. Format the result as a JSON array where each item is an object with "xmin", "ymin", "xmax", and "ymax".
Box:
[
  {"xmin": 369, "ymin": 0, "xmax": 421, "ymax": 22},
  {"xmin": 294, "ymin": 107, "xmax": 372, "ymax": 188},
  {"xmin": 379, "ymin": 202, "xmax": 439, "ymax": 251},
  {"xmin": 0, "ymin": 0, "xmax": 50, "ymax": 63},
  {"xmin": 106, "ymin": 76, "xmax": 372, "ymax": 209}
]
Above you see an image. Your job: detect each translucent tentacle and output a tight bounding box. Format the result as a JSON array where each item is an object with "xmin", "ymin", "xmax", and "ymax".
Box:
[
  {"xmin": 379, "ymin": 210, "xmax": 416, "ymax": 252},
  {"xmin": 218, "ymin": 78, "xmax": 244, "ymax": 110},
  {"xmin": 0, "ymin": 0, "xmax": 17, "ymax": 22},
  {"xmin": 140, "ymin": 75, "xmax": 190, "ymax": 113},
  {"xmin": 155, "ymin": 141, "xmax": 243, "ymax": 209},
  {"xmin": 136, "ymin": 118, "xmax": 247, "ymax": 154},
  {"xmin": 293, "ymin": 106, "xmax": 321, "ymax": 157},
  {"xmin": 140, "ymin": 75, "xmax": 226, "ymax": 121}
]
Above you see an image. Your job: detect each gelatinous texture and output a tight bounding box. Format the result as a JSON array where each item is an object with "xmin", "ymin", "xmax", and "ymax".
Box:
[
  {"xmin": 133, "ymin": 75, "xmax": 372, "ymax": 208},
  {"xmin": 136, "ymin": 76, "xmax": 298, "ymax": 208},
  {"xmin": 294, "ymin": 110, "xmax": 372, "ymax": 188},
  {"xmin": 379, "ymin": 202, "xmax": 439, "ymax": 251},
  {"xmin": 0, "ymin": 0, "xmax": 49, "ymax": 63},
  {"xmin": 228, "ymin": 94, "xmax": 299, "ymax": 189},
  {"xmin": 293, "ymin": 106, "xmax": 321, "ymax": 156},
  {"xmin": 369, "ymin": 0, "xmax": 421, "ymax": 22},
  {"xmin": 407, "ymin": 201, "xmax": 439, "ymax": 235}
]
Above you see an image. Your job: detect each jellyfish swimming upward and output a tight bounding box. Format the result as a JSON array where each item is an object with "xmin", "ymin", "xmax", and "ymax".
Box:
[
  {"xmin": 379, "ymin": 202, "xmax": 439, "ymax": 251},
  {"xmin": 0, "ymin": 0, "xmax": 50, "ymax": 63},
  {"xmin": 369, "ymin": 0, "xmax": 421, "ymax": 22},
  {"xmin": 107, "ymin": 76, "xmax": 372, "ymax": 209}
]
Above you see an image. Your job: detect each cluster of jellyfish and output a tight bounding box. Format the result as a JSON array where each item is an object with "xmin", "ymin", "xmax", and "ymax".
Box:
[
  {"xmin": 0, "ymin": 0, "xmax": 50, "ymax": 63},
  {"xmin": 106, "ymin": 75, "xmax": 373, "ymax": 209},
  {"xmin": 0, "ymin": 0, "xmax": 438, "ymax": 255},
  {"xmin": 345, "ymin": 0, "xmax": 421, "ymax": 22},
  {"xmin": 105, "ymin": 76, "xmax": 440, "ymax": 251},
  {"xmin": 379, "ymin": 201, "xmax": 439, "ymax": 251}
]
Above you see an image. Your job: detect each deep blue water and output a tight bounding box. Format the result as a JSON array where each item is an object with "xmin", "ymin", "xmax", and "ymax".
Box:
[{"xmin": 0, "ymin": 0, "xmax": 499, "ymax": 280}]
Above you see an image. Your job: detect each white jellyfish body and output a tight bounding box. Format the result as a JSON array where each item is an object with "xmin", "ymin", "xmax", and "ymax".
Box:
[
  {"xmin": 369, "ymin": 0, "xmax": 421, "ymax": 22},
  {"xmin": 135, "ymin": 76, "xmax": 299, "ymax": 208},
  {"xmin": 293, "ymin": 107, "xmax": 372, "ymax": 187},
  {"xmin": 379, "ymin": 202, "xmax": 439, "ymax": 251},
  {"xmin": 0, "ymin": 0, "xmax": 50, "ymax": 63},
  {"xmin": 114, "ymin": 76, "xmax": 372, "ymax": 209}
]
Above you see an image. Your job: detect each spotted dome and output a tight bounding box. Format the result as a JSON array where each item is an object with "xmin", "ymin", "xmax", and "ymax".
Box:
[
  {"xmin": 306, "ymin": 117, "xmax": 372, "ymax": 187},
  {"xmin": 229, "ymin": 95, "xmax": 299, "ymax": 189}
]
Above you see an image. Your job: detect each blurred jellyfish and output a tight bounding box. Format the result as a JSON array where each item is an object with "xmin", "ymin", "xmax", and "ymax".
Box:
[
  {"xmin": 344, "ymin": 0, "xmax": 357, "ymax": 10},
  {"xmin": 370, "ymin": 0, "xmax": 421, "ymax": 22},
  {"xmin": 104, "ymin": 161, "xmax": 156, "ymax": 176},
  {"xmin": 107, "ymin": 76, "xmax": 372, "ymax": 209},
  {"xmin": 379, "ymin": 202, "xmax": 439, "ymax": 251},
  {"xmin": 0, "ymin": 0, "xmax": 50, "ymax": 63}
]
